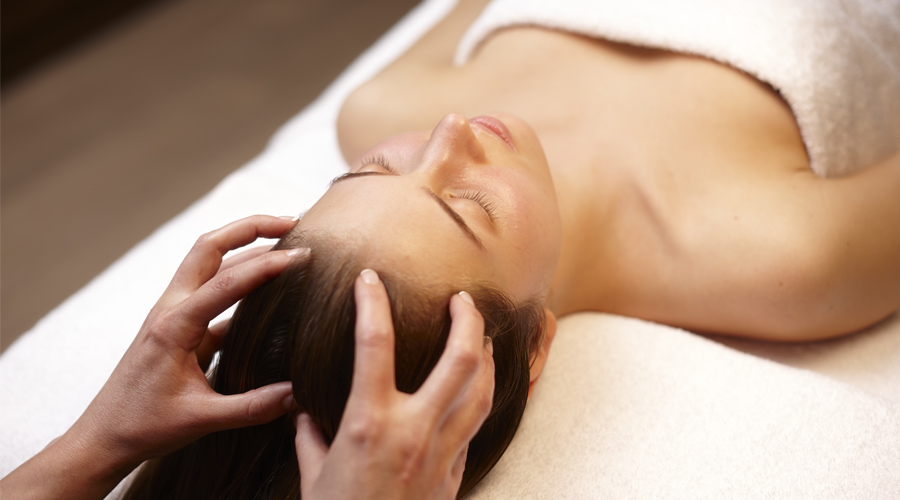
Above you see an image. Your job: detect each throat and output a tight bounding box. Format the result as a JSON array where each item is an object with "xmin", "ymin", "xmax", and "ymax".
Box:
[{"xmin": 543, "ymin": 151, "xmax": 626, "ymax": 317}]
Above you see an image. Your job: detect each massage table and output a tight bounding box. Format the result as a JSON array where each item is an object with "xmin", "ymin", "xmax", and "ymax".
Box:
[{"xmin": 2, "ymin": 0, "xmax": 899, "ymax": 497}]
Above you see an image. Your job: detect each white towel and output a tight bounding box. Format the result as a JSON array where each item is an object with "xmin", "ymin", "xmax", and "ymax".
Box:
[
  {"xmin": 455, "ymin": 0, "xmax": 900, "ymax": 177},
  {"xmin": 469, "ymin": 313, "xmax": 900, "ymax": 499}
]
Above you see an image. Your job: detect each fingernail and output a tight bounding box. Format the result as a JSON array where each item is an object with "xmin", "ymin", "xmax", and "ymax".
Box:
[
  {"xmin": 282, "ymin": 393, "xmax": 295, "ymax": 411},
  {"xmin": 286, "ymin": 248, "xmax": 311, "ymax": 258},
  {"xmin": 279, "ymin": 215, "xmax": 300, "ymax": 222},
  {"xmin": 484, "ymin": 335, "xmax": 494, "ymax": 355},
  {"xmin": 458, "ymin": 291, "xmax": 475, "ymax": 306},
  {"xmin": 361, "ymin": 268, "xmax": 380, "ymax": 285}
]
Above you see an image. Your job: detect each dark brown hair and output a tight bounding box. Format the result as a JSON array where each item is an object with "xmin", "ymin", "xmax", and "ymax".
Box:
[{"xmin": 124, "ymin": 231, "xmax": 545, "ymax": 499}]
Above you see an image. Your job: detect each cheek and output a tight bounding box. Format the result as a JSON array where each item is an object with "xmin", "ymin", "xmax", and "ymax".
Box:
[
  {"xmin": 492, "ymin": 172, "xmax": 561, "ymax": 293},
  {"xmin": 495, "ymin": 170, "xmax": 559, "ymax": 241}
]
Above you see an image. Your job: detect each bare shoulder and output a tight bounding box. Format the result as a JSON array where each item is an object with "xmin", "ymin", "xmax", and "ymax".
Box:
[
  {"xmin": 337, "ymin": 0, "xmax": 490, "ymax": 162},
  {"xmin": 630, "ymin": 149, "xmax": 900, "ymax": 341}
]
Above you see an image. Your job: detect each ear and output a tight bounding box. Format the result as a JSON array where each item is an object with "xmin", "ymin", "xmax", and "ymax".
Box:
[{"xmin": 528, "ymin": 308, "xmax": 557, "ymax": 400}]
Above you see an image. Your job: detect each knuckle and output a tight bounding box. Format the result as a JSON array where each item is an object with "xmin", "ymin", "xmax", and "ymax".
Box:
[
  {"xmin": 144, "ymin": 303, "xmax": 167, "ymax": 324},
  {"xmin": 399, "ymin": 438, "xmax": 427, "ymax": 471},
  {"xmin": 153, "ymin": 308, "xmax": 178, "ymax": 329},
  {"xmin": 193, "ymin": 232, "xmax": 215, "ymax": 249},
  {"xmin": 259, "ymin": 250, "xmax": 287, "ymax": 270},
  {"xmin": 248, "ymin": 214, "xmax": 276, "ymax": 233},
  {"xmin": 345, "ymin": 421, "xmax": 370, "ymax": 444},
  {"xmin": 393, "ymin": 426, "xmax": 430, "ymax": 476},
  {"xmin": 246, "ymin": 393, "xmax": 265, "ymax": 421},
  {"xmin": 475, "ymin": 389, "xmax": 494, "ymax": 419},
  {"xmin": 357, "ymin": 324, "xmax": 392, "ymax": 348},
  {"xmin": 345, "ymin": 412, "xmax": 384, "ymax": 444},
  {"xmin": 211, "ymin": 269, "xmax": 237, "ymax": 293},
  {"xmin": 144, "ymin": 310, "xmax": 181, "ymax": 345},
  {"xmin": 448, "ymin": 346, "xmax": 480, "ymax": 373}
]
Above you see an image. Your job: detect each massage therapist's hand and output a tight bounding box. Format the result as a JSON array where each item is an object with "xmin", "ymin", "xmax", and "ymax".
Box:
[
  {"xmin": 295, "ymin": 269, "xmax": 495, "ymax": 500},
  {"xmin": 0, "ymin": 215, "xmax": 307, "ymax": 500}
]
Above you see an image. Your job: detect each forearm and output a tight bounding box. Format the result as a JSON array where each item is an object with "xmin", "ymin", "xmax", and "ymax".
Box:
[{"xmin": 1, "ymin": 428, "xmax": 137, "ymax": 500}]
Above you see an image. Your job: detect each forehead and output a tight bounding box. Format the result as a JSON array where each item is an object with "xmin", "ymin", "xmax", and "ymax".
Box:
[{"xmin": 298, "ymin": 178, "xmax": 499, "ymax": 286}]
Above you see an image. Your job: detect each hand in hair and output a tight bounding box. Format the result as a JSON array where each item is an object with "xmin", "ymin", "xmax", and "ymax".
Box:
[
  {"xmin": 0, "ymin": 215, "xmax": 308, "ymax": 500},
  {"xmin": 295, "ymin": 269, "xmax": 495, "ymax": 500}
]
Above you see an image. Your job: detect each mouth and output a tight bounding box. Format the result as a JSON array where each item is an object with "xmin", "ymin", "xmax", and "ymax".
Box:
[{"xmin": 470, "ymin": 115, "xmax": 516, "ymax": 152}]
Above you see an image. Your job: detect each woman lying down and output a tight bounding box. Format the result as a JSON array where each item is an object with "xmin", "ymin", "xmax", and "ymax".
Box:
[{"xmin": 4, "ymin": 0, "xmax": 899, "ymax": 498}]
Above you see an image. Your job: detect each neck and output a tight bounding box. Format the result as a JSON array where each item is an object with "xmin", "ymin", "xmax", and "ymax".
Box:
[{"xmin": 541, "ymin": 138, "xmax": 640, "ymax": 318}]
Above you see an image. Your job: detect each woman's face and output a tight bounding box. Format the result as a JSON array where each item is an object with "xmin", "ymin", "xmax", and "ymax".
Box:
[{"xmin": 299, "ymin": 113, "xmax": 562, "ymax": 301}]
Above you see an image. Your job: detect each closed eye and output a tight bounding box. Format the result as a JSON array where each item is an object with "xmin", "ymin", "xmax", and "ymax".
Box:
[
  {"xmin": 331, "ymin": 155, "xmax": 493, "ymax": 247},
  {"xmin": 339, "ymin": 155, "xmax": 497, "ymax": 221},
  {"xmin": 329, "ymin": 167, "xmax": 485, "ymax": 249},
  {"xmin": 359, "ymin": 153, "xmax": 398, "ymax": 174},
  {"xmin": 331, "ymin": 154, "xmax": 399, "ymax": 185},
  {"xmin": 457, "ymin": 190, "xmax": 498, "ymax": 222}
]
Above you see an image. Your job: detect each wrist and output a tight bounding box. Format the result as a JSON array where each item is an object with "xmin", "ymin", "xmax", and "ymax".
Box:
[
  {"xmin": 0, "ymin": 429, "xmax": 138, "ymax": 500},
  {"xmin": 63, "ymin": 415, "xmax": 144, "ymax": 484}
]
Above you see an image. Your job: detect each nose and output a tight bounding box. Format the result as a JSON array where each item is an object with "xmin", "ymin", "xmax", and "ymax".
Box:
[{"xmin": 421, "ymin": 113, "xmax": 486, "ymax": 169}]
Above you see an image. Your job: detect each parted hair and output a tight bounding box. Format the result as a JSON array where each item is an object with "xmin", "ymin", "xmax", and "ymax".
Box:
[{"xmin": 124, "ymin": 231, "xmax": 545, "ymax": 499}]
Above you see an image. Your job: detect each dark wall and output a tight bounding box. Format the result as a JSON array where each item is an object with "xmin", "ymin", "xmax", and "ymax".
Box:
[{"xmin": 2, "ymin": 0, "xmax": 166, "ymax": 86}]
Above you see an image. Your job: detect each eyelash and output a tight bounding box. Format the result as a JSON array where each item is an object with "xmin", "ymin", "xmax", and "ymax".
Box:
[
  {"xmin": 359, "ymin": 153, "xmax": 398, "ymax": 174},
  {"xmin": 458, "ymin": 190, "xmax": 498, "ymax": 221},
  {"xmin": 360, "ymin": 154, "xmax": 497, "ymax": 221}
]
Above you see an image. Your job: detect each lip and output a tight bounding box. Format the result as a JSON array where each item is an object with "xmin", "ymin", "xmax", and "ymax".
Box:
[{"xmin": 470, "ymin": 115, "xmax": 516, "ymax": 152}]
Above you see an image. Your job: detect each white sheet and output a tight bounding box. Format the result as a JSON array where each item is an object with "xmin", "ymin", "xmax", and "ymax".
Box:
[{"xmin": 2, "ymin": 0, "xmax": 899, "ymax": 497}]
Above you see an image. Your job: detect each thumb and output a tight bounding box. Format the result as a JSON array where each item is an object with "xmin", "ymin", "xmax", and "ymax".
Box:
[
  {"xmin": 450, "ymin": 443, "xmax": 468, "ymax": 488},
  {"xmin": 208, "ymin": 381, "xmax": 294, "ymax": 430},
  {"xmin": 295, "ymin": 413, "xmax": 328, "ymax": 493}
]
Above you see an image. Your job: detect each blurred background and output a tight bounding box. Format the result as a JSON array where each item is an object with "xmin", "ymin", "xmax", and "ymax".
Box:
[{"xmin": 1, "ymin": 0, "xmax": 420, "ymax": 352}]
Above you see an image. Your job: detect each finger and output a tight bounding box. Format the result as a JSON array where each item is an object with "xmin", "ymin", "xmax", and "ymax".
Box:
[
  {"xmin": 220, "ymin": 245, "xmax": 274, "ymax": 272},
  {"xmin": 168, "ymin": 215, "xmax": 299, "ymax": 296},
  {"xmin": 415, "ymin": 292, "xmax": 486, "ymax": 419},
  {"xmin": 295, "ymin": 412, "xmax": 328, "ymax": 494},
  {"xmin": 204, "ymin": 381, "xmax": 294, "ymax": 432},
  {"xmin": 348, "ymin": 269, "xmax": 396, "ymax": 403},
  {"xmin": 177, "ymin": 249, "xmax": 309, "ymax": 341},
  {"xmin": 439, "ymin": 335, "xmax": 495, "ymax": 447},
  {"xmin": 197, "ymin": 319, "xmax": 230, "ymax": 372},
  {"xmin": 450, "ymin": 443, "xmax": 469, "ymax": 489}
]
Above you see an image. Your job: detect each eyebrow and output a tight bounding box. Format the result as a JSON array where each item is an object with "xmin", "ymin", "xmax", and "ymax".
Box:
[
  {"xmin": 330, "ymin": 171, "xmax": 387, "ymax": 185},
  {"xmin": 331, "ymin": 171, "xmax": 485, "ymax": 250},
  {"xmin": 420, "ymin": 187, "xmax": 485, "ymax": 250}
]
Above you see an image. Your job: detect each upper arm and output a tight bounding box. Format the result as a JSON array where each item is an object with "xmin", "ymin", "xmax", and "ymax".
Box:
[
  {"xmin": 799, "ymin": 151, "xmax": 900, "ymax": 334},
  {"xmin": 636, "ymin": 151, "xmax": 900, "ymax": 341}
]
